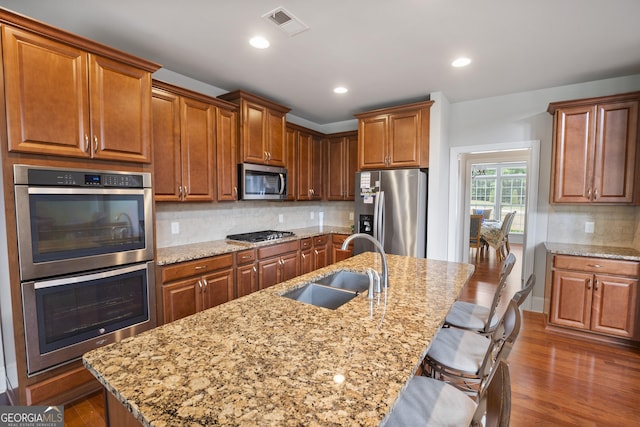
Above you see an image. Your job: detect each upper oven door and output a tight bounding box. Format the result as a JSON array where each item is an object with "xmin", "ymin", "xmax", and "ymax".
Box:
[{"xmin": 15, "ymin": 186, "xmax": 154, "ymax": 280}]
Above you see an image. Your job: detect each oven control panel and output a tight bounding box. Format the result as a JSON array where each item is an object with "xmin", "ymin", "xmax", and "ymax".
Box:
[{"xmin": 15, "ymin": 165, "xmax": 150, "ymax": 188}]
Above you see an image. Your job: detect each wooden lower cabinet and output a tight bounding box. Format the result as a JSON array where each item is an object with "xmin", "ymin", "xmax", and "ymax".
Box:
[
  {"xmin": 236, "ymin": 249, "xmax": 257, "ymax": 298},
  {"xmin": 257, "ymin": 240, "xmax": 299, "ymax": 289},
  {"xmin": 312, "ymin": 235, "xmax": 330, "ymax": 270},
  {"xmin": 549, "ymin": 254, "xmax": 639, "ymax": 340},
  {"xmin": 331, "ymin": 233, "xmax": 354, "ymax": 263},
  {"xmin": 160, "ymin": 253, "xmax": 234, "ymax": 324},
  {"xmin": 299, "ymin": 238, "xmax": 313, "ymax": 275}
]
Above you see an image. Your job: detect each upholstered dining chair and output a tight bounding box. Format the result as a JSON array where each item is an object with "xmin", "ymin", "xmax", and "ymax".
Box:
[
  {"xmin": 445, "ymin": 253, "xmax": 516, "ymax": 335},
  {"xmin": 469, "ymin": 214, "xmax": 484, "ymax": 260},
  {"xmin": 423, "ymin": 299, "xmax": 521, "ymax": 395},
  {"xmin": 384, "ymin": 360, "xmax": 511, "ymax": 426}
]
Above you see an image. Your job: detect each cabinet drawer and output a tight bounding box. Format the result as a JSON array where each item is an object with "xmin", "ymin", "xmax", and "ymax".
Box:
[
  {"xmin": 236, "ymin": 249, "xmax": 256, "ymax": 265},
  {"xmin": 300, "ymin": 238, "xmax": 312, "ymax": 250},
  {"xmin": 313, "ymin": 235, "xmax": 329, "ymax": 246},
  {"xmin": 162, "ymin": 253, "xmax": 234, "ymax": 282},
  {"xmin": 554, "ymin": 255, "xmax": 640, "ymax": 276},
  {"xmin": 332, "ymin": 233, "xmax": 350, "ymax": 244},
  {"xmin": 258, "ymin": 240, "xmax": 299, "ymax": 259}
]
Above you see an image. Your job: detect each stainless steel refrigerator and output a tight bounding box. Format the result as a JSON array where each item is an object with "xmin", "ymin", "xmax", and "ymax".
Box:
[{"xmin": 353, "ymin": 169, "xmax": 428, "ymax": 257}]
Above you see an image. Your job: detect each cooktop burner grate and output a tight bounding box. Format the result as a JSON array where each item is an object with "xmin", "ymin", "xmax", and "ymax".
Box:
[{"xmin": 226, "ymin": 230, "xmax": 295, "ymax": 243}]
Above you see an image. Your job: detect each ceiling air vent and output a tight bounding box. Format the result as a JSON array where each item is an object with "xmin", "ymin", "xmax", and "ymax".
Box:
[{"xmin": 262, "ymin": 7, "xmax": 309, "ymax": 37}]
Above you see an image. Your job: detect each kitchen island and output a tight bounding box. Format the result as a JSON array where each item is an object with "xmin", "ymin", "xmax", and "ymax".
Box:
[{"xmin": 83, "ymin": 253, "xmax": 474, "ymax": 426}]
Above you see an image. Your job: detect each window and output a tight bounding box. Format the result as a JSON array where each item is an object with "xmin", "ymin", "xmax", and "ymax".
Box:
[{"xmin": 471, "ymin": 162, "xmax": 526, "ymax": 234}]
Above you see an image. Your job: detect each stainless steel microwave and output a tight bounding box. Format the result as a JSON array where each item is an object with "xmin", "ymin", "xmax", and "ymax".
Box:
[{"xmin": 238, "ymin": 163, "xmax": 288, "ymax": 200}]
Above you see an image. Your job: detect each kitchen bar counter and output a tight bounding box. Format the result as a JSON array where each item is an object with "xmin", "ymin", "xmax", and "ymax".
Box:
[
  {"xmin": 544, "ymin": 242, "xmax": 640, "ymax": 261},
  {"xmin": 156, "ymin": 226, "xmax": 352, "ymax": 265},
  {"xmin": 83, "ymin": 253, "xmax": 474, "ymax": 426}
]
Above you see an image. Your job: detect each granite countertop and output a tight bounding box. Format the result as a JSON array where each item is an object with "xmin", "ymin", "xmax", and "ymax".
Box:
[
  {"xmin": 156, "ymin": 226, "xmax": 353, "ymax": 265},
  {"xmin": 544, "ymin": 242, "xmax": 640, "ymax": 262},
  {"xmin": 83, "ymin": 253, "xmax": 475, "ymax": 426}
]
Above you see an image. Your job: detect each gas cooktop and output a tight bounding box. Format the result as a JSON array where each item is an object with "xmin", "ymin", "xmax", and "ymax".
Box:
[{"xmin": 226, "ymin": 230, "xmax": 295, "ymax": 243}]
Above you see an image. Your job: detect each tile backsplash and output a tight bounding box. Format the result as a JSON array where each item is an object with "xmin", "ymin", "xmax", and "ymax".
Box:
[
  {"xmin": 155, "ymin": 201, "xmax": 353, "ymax": 247},
  {"xmin": 547, "ymin": 204, "xmax": 639, "ymax": 248}
]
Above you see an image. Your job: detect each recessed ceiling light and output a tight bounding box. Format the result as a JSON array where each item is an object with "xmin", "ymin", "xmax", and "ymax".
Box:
[
  {"xmin": 452, "ymin": 57, "xmax": 472, "ymax": 67},
  {"xmin": 333, "ymin": 86, "xmax": 348, "ymax": 94},
  {"xmin": 249, "ymin": 36, "xmax": 270, "ymax": 49}
]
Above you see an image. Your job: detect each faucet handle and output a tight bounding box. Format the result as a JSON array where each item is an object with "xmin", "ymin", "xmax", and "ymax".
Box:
[{"xmin": 365, "ymin": 268, "xmax": 381, "ymax": 299}]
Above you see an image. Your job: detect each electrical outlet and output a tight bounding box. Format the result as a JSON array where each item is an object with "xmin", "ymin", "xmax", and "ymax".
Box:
[
  {"xmin": 585, "ymin": 222, "xmax": 594, "ymax": 234},
  {"xmin": 310, "ymin": 211, "xmax": 315, "ymax": 220},
  {"xmin": 278, "ymin": 214, "xmax": 284, "ymax": 224},
  {"xmin": 349, "ymin": 212, "xmax": 354, "ymax": 220},
  {"xmin": 171, "ymin": 222, "xmax": 180, "ymax": 234}
]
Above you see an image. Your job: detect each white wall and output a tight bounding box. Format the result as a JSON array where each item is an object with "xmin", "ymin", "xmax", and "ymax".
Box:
[{"xmin": 446, "ymin": 74, "xmax": 640, "ymax": 311}]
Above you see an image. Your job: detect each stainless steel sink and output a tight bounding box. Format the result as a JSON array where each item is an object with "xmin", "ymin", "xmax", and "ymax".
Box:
[
  {"xmin": 281, "ymin": 283, "xmax": 357, "ymax": 309},
  {"xmin": 314, "ymin": 270, "xmax": 370, "ymax": 293}
]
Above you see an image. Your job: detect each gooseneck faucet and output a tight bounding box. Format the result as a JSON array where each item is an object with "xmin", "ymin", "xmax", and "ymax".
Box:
[{"xmin": 341, "ymin": 233, "xmax": 388, "ymax": 290}]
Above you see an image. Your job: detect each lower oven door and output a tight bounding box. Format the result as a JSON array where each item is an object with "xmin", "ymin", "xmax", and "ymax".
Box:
[{"xmin": 21, "ymin": 261, "xmax": 156, "ymax": 376}]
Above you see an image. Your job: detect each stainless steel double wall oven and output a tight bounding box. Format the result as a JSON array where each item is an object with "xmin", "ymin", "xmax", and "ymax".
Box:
[{"xmin": 14, "ymin": 165, "xmax": 156, "ymax": 375}]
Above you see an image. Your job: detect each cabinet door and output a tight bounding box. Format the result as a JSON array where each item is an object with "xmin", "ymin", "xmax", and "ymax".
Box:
[
  {"xmin": 359, "ymin": 115, "xmax": 388, "ymax": 169},
  {"xmin": 327, "ymin": 137, "xmax": 346, "ymax": 200},
  {"xmin": 2, "ymin": 26, "xmax": 90, "ymax": 158},
  {"xmin": 216, "ymin": 107, "xmax": 238, "ymax": 201},
  {"xmin": 162, "ymin": 278, "xmax": 200, "ymax": 323},
  {"xmin": 310, "ymin": 137, "xmax": 324, "ymax": 200},
  {"xmin": 345, "ymin": 134, "xmax": 358, "ymax": 200},
  {"xmin": 300, "ymin": 249, "xmax": 313, "ymax": 275},
  {"xmin": 237, "ymin": 264, "xmax": 258, "ymax": 298},
  {"xmin": 313, "ymin": 245, "xmax": 329, "ymax": 270},
  {"xmin": 242, "ymin": 101, "xmax": 267, "ymax": 164},
  {"xmin": 388, "ymin": 110, "xmax": 422, "ymax": 167},
  {"xmin": 181, "ymin": 97, "xmax": 215, "ymax": 201},
  {"xmin": 552, "ymin": 105, "xmax": 597, "ymax": 203},
  {"xmin": 296, "ymin": 131, "xmax": 314, "ymax": 200},
  {"xmin": 280, "ymin": 252, "xmax": 299, "ymax": 282},
  {"xmin": 266, "ymin": 109, "xmax": 285, "ymax": 166},
  {"xmin": 591, "ymin": 274, "xmax": 639, "ymax": 338},
  {"xmin": 550, "ymin": 270, "xmax": 593, "ymax": 330},
  {"xmin": 151, "ymin": 88, "xmax": 182, "ymax": 201},
  {"xmin": 202, "ymin": 268, "xmax": 235, "ymax": 310},
  {"xmin": 592, "ymin": 101, "xmax": 638, "ymax": 203},
  {"xmin": 258, "ymin": 258, "xmax": 280, "ymax": 290},
  {"xmin": 88, "ymin": 54, "xmax": 152, "ymax": 163},
  {"xmin": 284, "ymin": 126, "xmax": 297, "ymax": 201}
]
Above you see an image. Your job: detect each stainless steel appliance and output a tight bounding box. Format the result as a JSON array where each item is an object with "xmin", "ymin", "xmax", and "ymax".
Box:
[
  {"xmin": 22, "ymin": 261, "xmax": 156, "ymax": 375},
  {"xmin": 226, "ymin": 230, "xmax": 295, "ymax": 243},
  {"xmin": 14, "ymin": 164, "xmax": 154, "ymax": 281},
  {"xmin": 13, "ymin": 164, "xmax": 156, "ymax": 375},
  {"xmin": 238, "ymin": 163, "xmax": 287, "ymax": 200},
  {"xmin": 353, "ymin": 169, "xmax": 428, "ymax": 257}
]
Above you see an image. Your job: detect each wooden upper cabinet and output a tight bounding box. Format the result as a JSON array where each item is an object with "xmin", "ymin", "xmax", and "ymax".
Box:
[
  {"xmin": 548, "ymin": 92, "xmax": 640, "ymax": 204},
  {"xmin": 327, "ymin": 131, "xmax": 358, "ymax": 200},
  {"xmin": 355, "ymin": 100, "xmax": 433, "ymax": 170},
  {"xmin": 284, "ymin": 126, "xmax": 297, "ymax": 201},
  {"xmin": 218, "ymin": 90, "xmax": 290, "ymax": 166},
  {"xmin": 152, "ymin": 81, "xmax": 237, "ymax": 202},
  {"xmin": 216, "ymin": 107, "xmax": 239, "ymax": 201},
  {"xmin": 2, "ymin": 24, "xmax": 158, "ymax": 163},
  {"xmin": 291, "ymin": 125, "xmax": 323, "ymax": 201}
]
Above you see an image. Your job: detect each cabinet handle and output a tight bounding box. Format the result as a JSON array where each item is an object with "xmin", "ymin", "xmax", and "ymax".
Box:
[
  {"xmin": 586, "ymin": 278, "xmax": 591, "ymax": 290},
  {"xmin": 233, "ymin": 186, "xmax": 238, "ymax": 199},
  {"xmin": 314, "ymin": 249, "xmax": 319, "ymax": 255},
  {"xmin": 198, "ymin": 280, "xmax": 203, "ymax": 290},
  {"xmin": 240, "ymin": 255, "xmax": 251, "ymax": 259},
  {"xmin": 587, "ymin": 264, "xmax": 601, "ymax": 268},
  {"xmin": 253, "ymin": 266, "xmax": 257, "ymax": 273},
  {"xmin": 84, "ymin": 135, "xmax": 89, "ymax": 152},
  {"xmin": 301, "ymin": 253, "xmax": 306, "ymax": 259},
  {"xmin": 593, "ymin": 188, "xmax": 599, "ymax": 200},
  {"xmin": 93, "ymin": 135, "xmax": 99, "ymax": 152},
  {"xmin": 586, "ymin": 187, "xmax": 592, "ymax": 200},
  {"xmin": 202, "ymin": 278, "xmax": 208, "ymax": 289},
  {"xmin": 194, "ymin": 265, "xmax": 207, "ymax": 270},
  {"xmin": 594, "ymin": 279, "xmax": 599, "ymax": 291}
]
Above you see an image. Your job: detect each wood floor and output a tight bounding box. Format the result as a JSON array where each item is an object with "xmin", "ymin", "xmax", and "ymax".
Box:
[{"xmin": 63, "ymin": 244, "xmax": 640, "ymax": 426}]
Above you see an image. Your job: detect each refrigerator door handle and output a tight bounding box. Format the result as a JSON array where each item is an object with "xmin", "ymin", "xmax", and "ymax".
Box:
[{"xmin": 374, "ymin": 191, "xmax": 385, "ymax": 246}]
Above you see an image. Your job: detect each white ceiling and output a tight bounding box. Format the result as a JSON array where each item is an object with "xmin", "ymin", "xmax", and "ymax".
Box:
[{"xmin": 1, "ymin": 0, "xmax": 639, "ymax": 125}]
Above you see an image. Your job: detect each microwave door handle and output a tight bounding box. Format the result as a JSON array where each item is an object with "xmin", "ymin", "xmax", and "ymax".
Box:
[{"xmin": 278, "ymin": 173, "xmax": 285, "ymax": 195}]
